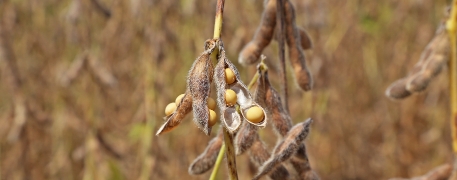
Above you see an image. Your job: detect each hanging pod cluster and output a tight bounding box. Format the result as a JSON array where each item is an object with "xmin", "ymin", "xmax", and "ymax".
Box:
[
  {"xmin": 385, "ymin": 22, "xmax": 450, "ymax": 99},
  {"xmin": 156, "ymin": 39, "xmax": 267, "ymax": 136},
  {"xmin": 239, "ymin": 0, "xmax": 314, "ymax": 91},
  {"xmin": 189, "ymin": 59, "xmax": 319, "ymax": 180}
]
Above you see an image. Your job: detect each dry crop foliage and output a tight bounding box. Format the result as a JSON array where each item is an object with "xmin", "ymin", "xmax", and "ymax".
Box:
[
  {"xmin": 156, "ymin": 0, "xmax": 319, "ymax": 179},
  {"xmin": 386, "ymin": 3, "xmax": 457, "ymax": 180}
]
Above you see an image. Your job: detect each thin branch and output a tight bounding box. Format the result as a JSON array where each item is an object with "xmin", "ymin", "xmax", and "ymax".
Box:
[{"xmin": 276, "ymin": 0, "xmax": 289, "ymax": 113}]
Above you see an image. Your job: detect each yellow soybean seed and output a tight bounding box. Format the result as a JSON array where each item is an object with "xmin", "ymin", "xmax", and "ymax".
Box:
[
  {"xmin": 246, "ymin": 106, "xmax": 264, "ymax": 123},
  {"xmin": 225, "ymin": 68, "xmax": 236, "ymax": 84},
  {"xmin": 209, "ymin": 109, "xmax": 217, "ymax": 127},
  {"xmin": 207, "ymin": 97, "xmax": 216, "ymax": 110},
  {"xmin": 175, "ymin": 94, "xmax": 185, "ymax": 105},
  {"xmin": 225, "ymin": 89, "xmax": 237, "ymax": 106},
  {"xmin": 165, "ymin": 102, "xmax": 177, "ymax": 116}
]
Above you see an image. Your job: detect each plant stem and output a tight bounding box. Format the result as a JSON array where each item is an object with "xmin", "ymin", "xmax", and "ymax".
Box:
[
  {"xmin": 447, "ymin": 0, "xmax": 457, "ymax": 178},
  {"xmin": 209, "ymin": 143, "xmax": 226, "ymax": 180},
  {"xmin": 276, "ymin": 0, "xmax": 289, "ymax": 113},
  {"xmin": 210, "ymin": 60, "xmax": 264, "ymax": 179},
  {"xmin": 213, "ymin": 0, "xmax": 225, "ymax": 39},
  {"xmin": 210, "ymin": 1, "xmax": 239, "ymax": 180}
]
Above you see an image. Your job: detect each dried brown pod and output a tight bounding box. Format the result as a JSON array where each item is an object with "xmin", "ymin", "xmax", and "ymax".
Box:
[
  {"xmin": 188, "ymin": 129, "xmax": 223, "ymax": 174},
  {"xmin": 249, "ymin": 139, "xmax": 290, "ymax": 180},
  {"xmin": 298, "ymin": 28, "xmax": 313, "ymax": 50},
  {"xmin": 253, "ymin": 118, "xmax": 313, "ymax": 180},
  {"xmin": 388, "ymin": 164, "xmax": 451, "ymax": 180},
  {"xmin": 406, "ymin": 30, "xmax": 449, "ymax": 93},
  {"xmin": 215, "ymin": 44, "xmax": 267, "ymax": 133},
  {"xmin": 290, "ymin": 145, "xmax": 320, "ymax": 180},
  {"xmin": 406, "ymin": 72, "xmax": 433, "ymax": 93},
  {"xmin": 275, "ymin": 28, "xmax": 313, "ymax": 50},
  {"xmin": 386, "ymin": 24, "xmax": 449, "ymax": 99},
  {"xmin": 255, "ymin": 62, "xmax": 292, "ymax": 137},
  {"xmin": 284, "ymin": 0, "xmax": 313, "ymax": 91},
  {"xmin": 188, "ymin": 39, "xmax": 218, "ymax": 135},
  {"xmin": 234, "ymin": 121, "xmax": 258, "ymax": 155},
  {"xmin": 385, "ymin": 78, "xmax": 412, "ymax": 99},
  {"xmin": 238, "ymin": 0, "xmax": 276, "ymax": 65},
  {"xmin": 156, "ymin": 91, "xmax": 193, "ymax": 135}
]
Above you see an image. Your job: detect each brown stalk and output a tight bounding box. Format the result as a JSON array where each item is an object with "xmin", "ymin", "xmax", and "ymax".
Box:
[{"xmin": 276, "ymin": 0, "xmax": 289, "ymax": 113}]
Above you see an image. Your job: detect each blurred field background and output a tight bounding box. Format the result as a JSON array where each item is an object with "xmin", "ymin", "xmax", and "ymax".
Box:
[{"xmin": 0, "ymin": 0, "xmax": 455, "ymax": 179}]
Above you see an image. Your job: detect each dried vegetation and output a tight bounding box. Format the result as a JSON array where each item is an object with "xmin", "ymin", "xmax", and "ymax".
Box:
[{"xmin": 0, "ymin": 0, "xmax": 455, "ymax": 179}]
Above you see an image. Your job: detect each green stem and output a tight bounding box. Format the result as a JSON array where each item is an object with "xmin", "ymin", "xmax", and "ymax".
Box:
[{"xmin": 209, "ymin": 143, "xmax": 226, "ymax": 180}]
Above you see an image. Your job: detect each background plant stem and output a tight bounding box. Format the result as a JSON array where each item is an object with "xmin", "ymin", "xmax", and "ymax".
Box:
[
  {"xmin": 209, "ymin": 0, "xmax": 239, "ymax": 180},
  {"xmin": 276, "ymin": 0, "xmax": 289, "ymax": 113},
  {"xmin": 447, "ymin": 0, "xmax": 457, "ymax": 178}
]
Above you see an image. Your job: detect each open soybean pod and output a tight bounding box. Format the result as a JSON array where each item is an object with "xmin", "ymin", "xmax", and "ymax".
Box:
[
  {"xmin": 187, "ymin": 39, "xmax": 218, "ymax": 135},
  {"xmin": 215, "ymin": 45, "xmax": 267, "ymax": 134},
  {"xmin": 156, "ymin": 91, "xmax": 193, "ymax": 135},
  {"xmin": 238, "ymin": 0, "xmax": 277, "ymax": 65},
  {"xmin": 284, "ymin": 0, "xmax": 313, "ymax": 91},
  {"xmin": 215, "ymin": 57, "xmax": 242, "ymax": 133}
]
